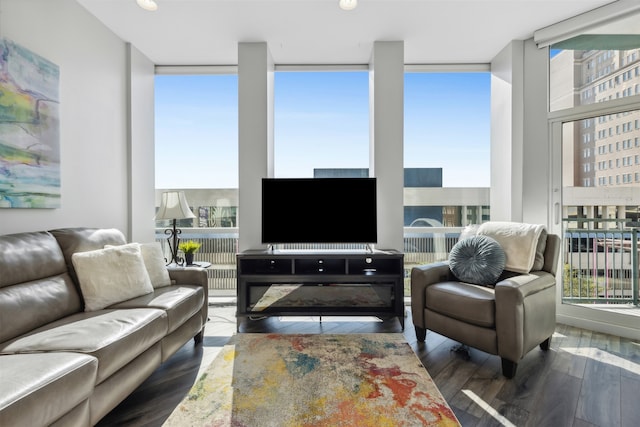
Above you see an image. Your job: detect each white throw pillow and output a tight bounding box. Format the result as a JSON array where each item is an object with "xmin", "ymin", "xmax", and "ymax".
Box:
[
  {"xmin": 139, "ymin": 242, "xmax": 172, "ymax": 288},
  {"xmin": 105, "ymin": 242, "xmax": 172, "ymax": 288},
  {"xmin": 72, "ymin": 243, "xmax": 154, "ymax": 311}
]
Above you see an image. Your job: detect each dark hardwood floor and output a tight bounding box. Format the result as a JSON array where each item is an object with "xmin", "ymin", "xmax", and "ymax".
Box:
[{"xmin": 97, "ymin": 303, "xmax": 640, "ymax": 427}]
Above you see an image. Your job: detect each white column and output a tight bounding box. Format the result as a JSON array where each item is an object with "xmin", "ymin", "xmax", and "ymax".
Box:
[
  {"xmin": 522, "ymin": 39, "xmax": 551, "ymax": 226},
  {"xmin": 238, "ymin": 42, "xmax": 274, "ymax": 251},
  {"xmin": 370, "ymin": 41, "xmax": 404, "ymax": 251},
  {"xmin": 127, "ymin": 43, "xmax": 156, "ymax": 243},
  {"xmin": 490, "ymin": 41, "xmax": 524, "ymax": 222},
  {"xmin": 490, "ymin": 39, "xmax": 549, "ymax": 227}
]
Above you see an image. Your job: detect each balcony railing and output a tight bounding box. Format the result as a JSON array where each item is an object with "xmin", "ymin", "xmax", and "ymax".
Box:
[
  {"xmin": 156, "ymin": 228, "xmax": 239, "ymax": 294},
  {"xmin": 156, "ymin": 223, "xmax": 640, "ymax": 307},
  {"xmin": 562, "ymin": 219, "xmax": 639, "ymax": 306}
]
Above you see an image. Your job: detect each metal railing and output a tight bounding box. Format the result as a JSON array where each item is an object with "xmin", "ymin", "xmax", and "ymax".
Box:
[
  {"xmin": 155, "ymin": 224, "xmax": 640, "ymax": 307},
  {"xmin": 562, "ymin": 219, "xmax": 639, "ymax": 306},
  {"xmin": 156, "ymin": 228, "xmax": 239, "ymax": 292}
]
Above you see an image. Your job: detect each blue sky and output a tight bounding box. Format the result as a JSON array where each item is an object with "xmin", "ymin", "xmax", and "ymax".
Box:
[{"xmin": 155, "ymin": 71, "xmax": 490, "ymax": 189}]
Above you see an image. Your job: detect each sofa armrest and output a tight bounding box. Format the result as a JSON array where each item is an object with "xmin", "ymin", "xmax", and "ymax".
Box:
[
  {"xmin": 410, "ymin": 262, "xmax": 454, "ymax": 329},
  {"xmin": 494, "ymin": 271, "xmax": 557, "ymax": 361},
  {"xmin": 168, "ymin": 267, "xmax": 209, "ymax": 330}
]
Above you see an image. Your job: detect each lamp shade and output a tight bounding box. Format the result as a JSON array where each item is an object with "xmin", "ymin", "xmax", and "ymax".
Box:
[{"xmin": 155, "ymin": 191, "xmax": 196, "ymax": 220}]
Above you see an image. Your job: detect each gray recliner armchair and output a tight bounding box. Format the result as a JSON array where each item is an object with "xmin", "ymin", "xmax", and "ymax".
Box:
[{"xmin": 410, "ymin": 222, "xmax": 560, "ymax": 378}]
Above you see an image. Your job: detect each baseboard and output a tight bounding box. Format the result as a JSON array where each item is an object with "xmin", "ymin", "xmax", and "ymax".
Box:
[{"xmin": 557, "ymin": 313, "xmax": 640, "ymax": 340}]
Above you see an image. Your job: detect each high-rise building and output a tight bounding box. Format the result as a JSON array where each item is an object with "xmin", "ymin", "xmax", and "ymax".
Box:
[{"xmin": 552, "ymin": 48, "xmax": 640, "ymax": 188}]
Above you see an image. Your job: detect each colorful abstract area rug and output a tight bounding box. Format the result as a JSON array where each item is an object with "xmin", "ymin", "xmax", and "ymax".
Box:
[{"xmin": 164, "ymin": 333, "xmax": 460, "ymax": 427}]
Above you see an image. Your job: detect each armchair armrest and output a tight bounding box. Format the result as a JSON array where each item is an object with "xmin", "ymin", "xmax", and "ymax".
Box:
[
  {"xmin": 495, "ymin": 271, "xmax": 556, "ymax": 304},
  {"xmin": 495, "ymin": 271, "xmax": 557, "ymax": 362},
  {"xmin": 168, "ymin": 267, "xmax": 209, "ymax": 331},
  {"xmin": 410, "ymin": 261, "xmax": 454, "ymax": 329}
]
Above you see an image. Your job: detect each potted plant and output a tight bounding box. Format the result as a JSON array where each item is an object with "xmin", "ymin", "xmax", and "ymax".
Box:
[{"xmin": 178, "ymin": 240, "xmax": 201, "ymax": 266}]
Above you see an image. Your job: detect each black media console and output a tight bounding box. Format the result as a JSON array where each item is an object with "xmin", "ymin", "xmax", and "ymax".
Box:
[{"xmin": 236, "ymin": 249, "xmax": 405, "ymax": 329}]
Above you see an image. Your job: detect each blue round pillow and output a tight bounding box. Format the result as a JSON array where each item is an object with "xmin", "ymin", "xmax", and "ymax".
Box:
[{"xmin": 449, "ymin": 235, "xmax": 506, "ymax": 286}]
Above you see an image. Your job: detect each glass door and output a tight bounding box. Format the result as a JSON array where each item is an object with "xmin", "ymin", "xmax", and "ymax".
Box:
[{"xmin": 554, "ymin": 113, "xmax": 640, "ymax": 308}]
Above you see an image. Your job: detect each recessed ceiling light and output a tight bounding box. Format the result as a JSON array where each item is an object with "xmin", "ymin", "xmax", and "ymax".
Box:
[
  {"xmin": 137, "ymin": 0, "xmax": 158, "ymax": 12},
  {"xmin": 339, "ymin": 0, "xmax": 358, "ymax": 11}
]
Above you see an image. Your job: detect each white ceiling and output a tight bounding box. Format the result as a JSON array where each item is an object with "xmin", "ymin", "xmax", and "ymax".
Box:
[{"xmin": 75, "ymin": 0, "xmax": 619, "ymax": 66}]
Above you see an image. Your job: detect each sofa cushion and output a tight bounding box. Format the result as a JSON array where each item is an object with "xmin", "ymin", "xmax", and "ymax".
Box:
[
  {"xmin": 72, "ymin": 244, "xmax": 154, "ymax": 311},
  {"xmin": 426, "ymin": 282, "xmax": 496, "ymax": 328},
  {"xmin": 0, "ymin": 352, "xmax": 97, "ymax": 427},
  {"xmin": 110, "ymin": 285, "xmax": 204, "ymax": 334},
  {"xmin": 0, "ymin": 308, "xmax": 167, "ymax": 384},
  {"xmin": 448, "ymin": 235, "xmax": 505, "ymax": 286},
  {"xmin": 50, "ymin": 227, "xmax": 127, "ymax": 285},
  {"xmin": 0, "ymin": 231, "xmax": 68, "ymax": 288},
  {"xmin": 477, "ymin": 222, "xmax": 546, "ymax": 274},
  {"xmin": 0, "ymin": 274, "xmax": 82, "ymax": 344},
  {"xmin": 0, "ymin": 231, "xmax": 82, "ymax": 343}
]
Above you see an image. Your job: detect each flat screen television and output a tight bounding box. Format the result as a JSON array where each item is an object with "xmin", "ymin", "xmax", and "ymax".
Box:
[{"xmin": 262, "ymin": 178, "xmax": 377, "ymax": 244}]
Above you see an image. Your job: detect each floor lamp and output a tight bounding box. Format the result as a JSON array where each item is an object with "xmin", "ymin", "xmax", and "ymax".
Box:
[{"xmin": 155, "ymin": 191, "xmax": 196, "ymax": 265}]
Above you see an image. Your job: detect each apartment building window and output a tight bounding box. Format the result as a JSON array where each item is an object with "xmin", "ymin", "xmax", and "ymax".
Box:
[
  {"xmin": 274, "ymin": 71, "xmax": 368, "ymax": 178},
  {"xmin": 551, "ymin": 49, "xmax": 640, "ymax": 112}
]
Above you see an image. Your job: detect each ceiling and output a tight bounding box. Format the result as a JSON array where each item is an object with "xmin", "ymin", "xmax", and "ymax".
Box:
[{"xmin": 76, "ymin": 0, "xmax": 620, "ymax": 66}]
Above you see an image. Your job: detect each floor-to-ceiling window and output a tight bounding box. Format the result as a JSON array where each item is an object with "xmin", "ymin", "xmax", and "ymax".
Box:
[
  {"xmin": 274, "ymin": 71, "xmax": 369, "ymax": 178},
  {"xmin": 155, "ymin": 71, "xmax": 239, "ymax": 295},
  {"xmin": 403, "ymin": 70, "xmax": 491, "ymax": 268}
]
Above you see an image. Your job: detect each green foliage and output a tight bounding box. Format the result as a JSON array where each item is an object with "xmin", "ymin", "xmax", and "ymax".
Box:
[
  {"xmin": 562, "ymin": 263, "xmax": 598, "ymax": 299},
  {"xmin": 179, "ymin": 240, "xmax": 201, "ymax": 254}
]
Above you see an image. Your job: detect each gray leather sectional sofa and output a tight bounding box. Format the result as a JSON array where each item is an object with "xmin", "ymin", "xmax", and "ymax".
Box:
[{"xmin": 0, "ymin": 228, "xmax": 208, "ymax": 426}]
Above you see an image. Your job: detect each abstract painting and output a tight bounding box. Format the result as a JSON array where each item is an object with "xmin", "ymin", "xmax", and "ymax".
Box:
[{"xmin": 0, "ymin": 38, "xmax": 60, "ymax": 208}]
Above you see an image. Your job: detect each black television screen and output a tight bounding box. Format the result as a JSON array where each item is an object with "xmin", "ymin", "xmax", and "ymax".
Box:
[{"xmin": 262, "ymin": 178, "xmax": 377, "ymax": 244}]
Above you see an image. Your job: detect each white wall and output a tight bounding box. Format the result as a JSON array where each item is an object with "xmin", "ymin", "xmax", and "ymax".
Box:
[{"xmin": 0, "ymin": 0, "xmax": 131, "ymax": 236}]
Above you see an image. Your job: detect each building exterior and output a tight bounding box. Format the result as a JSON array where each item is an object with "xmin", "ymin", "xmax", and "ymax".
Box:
[{"xmin": 551, "ymin": 48, "xmax": 640, "ymax": 228}]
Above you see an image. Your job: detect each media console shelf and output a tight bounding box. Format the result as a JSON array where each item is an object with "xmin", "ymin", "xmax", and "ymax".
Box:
[{"xmin": 236, "ymin": 249, "xmax": 405, "ymax": 329}]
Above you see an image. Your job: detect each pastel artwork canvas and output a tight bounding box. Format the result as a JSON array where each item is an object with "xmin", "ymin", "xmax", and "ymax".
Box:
[{"xmin": 0, "ymin": 38, "xmax": 60, "ymax": 208}]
